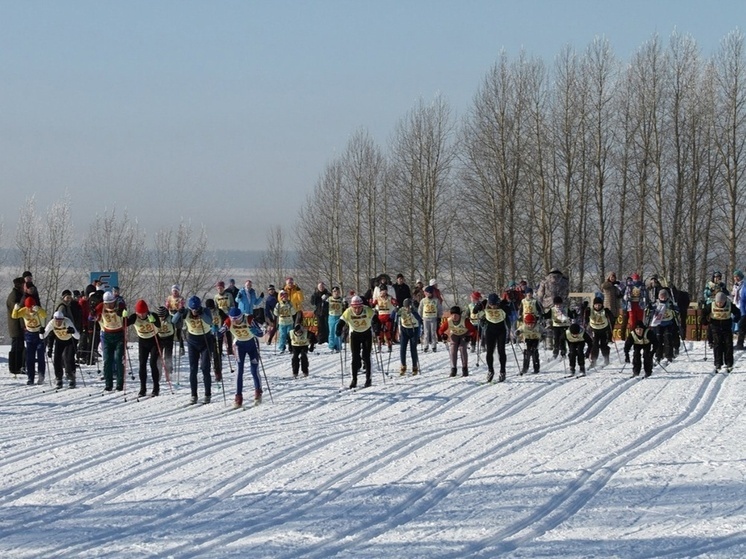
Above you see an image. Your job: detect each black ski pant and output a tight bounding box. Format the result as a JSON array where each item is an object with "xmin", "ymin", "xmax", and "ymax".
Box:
[
  {"xmin": 9, "ymin": 335, "xmax": 25, "ymax": 375},
  {"xmin": 291, "ymin": 345, "xmax": 309, "ymax": 376},
  {"xmin": 138, "ymin": 337, "xmax": 160, "ymax": 395},
  {"xmin": 350, "ymin": 330, "xmax": 372, "ymax": 385},
  {"xmin": 655, "ymin": 323, "xmax": 677, "ymax": 362},
  {"xmin": 522, "ymin": 339, "xmax": 540, "ymax": 373},
  {"xmin": 712, "ymin": 326, "xmax": 734, "ymax": 369},
  {"xmin": 52, "ymin": 337, "xmax": 76, "ymax": 382},
  {"xmin": 590, "ymin": 327, "xmax": 611, "ymax": 363},
  {"xmin": 567, "ymin": 342, "xmax": 586, "ymax": 373},
  {"xmin": 738, "ymin": 316, "xmax": 746, "ymax": 348},
  {"xmin": 484, "ymin": 325, "xmax": 507, "ymax": 374},
  {"xmin": 187, "ymin": 335, "xmax": 212, "ymax": 398},
  {"xmin": 552, "ymin": 326, "xmax": 567, "ymax": 357},
  {"xmin": 632, "ymin": 345, "xmax": 654, "ymax": 376}
]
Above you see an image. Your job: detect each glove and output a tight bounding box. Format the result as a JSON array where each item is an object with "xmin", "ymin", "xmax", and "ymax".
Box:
[
  {"xmin": 147, "ymin": 315, "xmax": 156, "ymax": 323},
  {"xmin": 259, "ymin": 292, "xmax": 264, "ymax": 298},
  {"xmin": 66, "ymin": 326, "xmax": 75, "ymax": 334},
  {"xmin": 625, "ymin": 353, "xmax": 630, "ymax": 363},
  {"xmin": 121, "ymin": 310, "xmax": 128, "ymax": 318},
  {"xmin": 335, "ymin": 323, "xmax": 344, "ymax": 337},
  {"xmin": 309, "ymin": 343, "xmax": 315, "ymax": 352}
]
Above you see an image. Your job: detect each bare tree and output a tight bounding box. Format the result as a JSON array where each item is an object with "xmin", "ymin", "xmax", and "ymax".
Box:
[
  {"xmin": 258, "ymin": 225, "xmax": 290, "ymax": 296},
  {"xmin": 147, "ymin": 220, "xmax": 220, "ymax": 304},
  {"xmin": 39, "ymin": 194, "xmax": 76, "ymax": 307},
  {"xmin": 82, "ymin": 208, "xmax": 149, "ymax": 302},
  {"xmin": 15, "ymin": 196, "xmax": 44, "ymax": 276}
]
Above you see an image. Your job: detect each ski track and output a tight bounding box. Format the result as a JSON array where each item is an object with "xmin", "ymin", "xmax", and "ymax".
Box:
[{"xmin": 1, "ymin": 342, "xmax": 744, "ymax": 557}]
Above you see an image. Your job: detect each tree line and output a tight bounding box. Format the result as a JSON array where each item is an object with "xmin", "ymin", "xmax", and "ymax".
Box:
[{"xmin": 295, "ymin": 31, "xmax": 746, "ymax": 303}]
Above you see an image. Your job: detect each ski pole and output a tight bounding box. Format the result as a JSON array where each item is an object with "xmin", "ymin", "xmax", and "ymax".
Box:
[
  {"xmin": 339, "ymin": 339, "xmax": 345, "ymax": 387},
  {"xmin": 256, "ymin": 343, "xmax": 274, "ymax": 403},
  {"xmin": 122, "ymin": 328, "xmax": 130, "ymax": 402},
  {"xmin": 214, "ymin": 333, "xmax": 227, "ymax": 406},
  {"xmin": 510, "ymin": 340, "xmax": 521, "ymax": 371}
]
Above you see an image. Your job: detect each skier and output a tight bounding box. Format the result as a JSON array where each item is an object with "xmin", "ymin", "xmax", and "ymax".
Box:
[
  {"xmin": 468, "ymin": 291, "xmax": 484, "ymax": 353},
  {"xmin": 480, "ymin": 293, "xmax": 512, "ymax": 383},
  {"xmin": 373, "ymin": 284, "xmax": 397, "ymax": 352},
  {"xmin": 647, "ymin": 289, "xmax": 680, "ymax": 365},
  {"xmin": 124, "ymin": 300, "xmax": 162, "ymax": 397},
  {"xmin": 310, "ymin": 282, "xmax": 330, "ymax": 345},
  {"xmin": 290, "ymin": 322, "xmax": 315, "ymax": 378},
  {"xmin": 396, "ymin": 298, "xmax": 421, "ymax": 376},
  {"xmin": 517, "ymin": 312, "xmax": 542, "ymax": 375},
  {"xmin": 91, "ymin": 291, "xmax": 127, "ymax": 392},
  {"xmin": 622, "ymin": 273, "xmax": 649, "ymax": 333},
  {"xmin": 702, "ymin": 270, "xmax": 727, "ymax": 349},
  {"xmin": 155, "ymin": 305, "xmax": 175, "ymax": 383},
  {"xmin": 13, "ymin": 296, "xmax": 48, "ymax": 384},
  {"xmin": 224, "ymin": 306, "xmax": 263, "ymax": 408},
  {"xmin": 701, "ymin": 291, "xmax": 741, "ymax": 373},
  {"xmin": 7, "ymin": 277, "xmax": 26, "ymax": 377},
  {"xmin": 175, "ymin": 295, "xmax": 214, "ymax": 404},
  {"xmin": 624, "ymin": 321, "xmax": 658, "ymax": 378},
  {"xmin": 418, "ymin": 286, "xmax": 442, "ymax": 353},
  {"xmin": 204, "ymin": 299, "xmax": 227, "ymax": 382},
  {"xmin": 335, "ymin": 295, "xmax": 379, "ymax": 389},
  {"xmin": 734, "ymin": 270, "xmax": 746, "ymax": 350},
  {"xmin": 42, "ymin": 310, "xmax": 80, "ymax": 389},
  {"xmin": 565, "ymin": 323, "xmax": 593, "ymax": 377},
  {"xmin": 543, "ymin": 296, "xmax": 571, "ymax": 359},
  {"xmin": 264, "ymin": 285, "xmax": 278, "ymax": 346},
  {"xmin": 438, "ymin": 305, "xmax": 478, "ymax": 377},
  {"xmin": 166, "ymin": 284, "xmax": 186, "ymax": 356},
  {"xmin": 584, "ymin": 297, "xmax": 615, "ymax": 368},
  {"xmin": 275, "ymin": 290, "xmax": 296, "ymax": 354},
  {"xmin": 327, "ymin": 286, "xmax": 346, "ymax": 353},
  {"xmin": 214, "ymin": 281, "xmax": 235, "ymax": 354}
]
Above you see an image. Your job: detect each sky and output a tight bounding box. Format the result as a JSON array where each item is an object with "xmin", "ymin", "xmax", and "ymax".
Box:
[
  {"xmin": 1, "ymin": 1, "xmax": 743, "ymax": 250},
  {"xmin": 2, "ymin": 339, "xmax": 746, "ymax": 557}
]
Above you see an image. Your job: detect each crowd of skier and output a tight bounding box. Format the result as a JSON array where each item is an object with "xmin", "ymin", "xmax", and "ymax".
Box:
[{"xmin": 5, "ymin": 267, "xmax": 744, "ymax": 407}]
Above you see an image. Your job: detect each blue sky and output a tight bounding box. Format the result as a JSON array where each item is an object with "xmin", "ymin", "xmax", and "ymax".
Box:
[{"xmin": 1, "ymin": 0, "xmax": 742, "ymax": 251}]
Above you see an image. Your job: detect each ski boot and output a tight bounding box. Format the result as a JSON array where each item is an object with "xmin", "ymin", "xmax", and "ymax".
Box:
[
  {"xmin": 462, "ymin": 367, "xmax": 469, "ymax": 377},
  {"xmin": 254, "ymin": 390, "xmax": 263, "ymax": 405},
  {"xmin": 233, "ymin": 394, "xmax": 243, "ymax": 409},
  {"xmin": 450, "ymin": 367, "xmax": 457, "ymax": 377}
]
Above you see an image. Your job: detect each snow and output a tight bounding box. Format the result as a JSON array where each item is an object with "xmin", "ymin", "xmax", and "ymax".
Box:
[{"xmin": 2, "ymin": 341, "xmax": 746, "ymax": 558}]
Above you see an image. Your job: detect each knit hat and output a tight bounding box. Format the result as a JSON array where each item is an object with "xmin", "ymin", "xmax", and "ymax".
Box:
[
  {"xmin": 553, "ymin": 296, "xmax": 563, "ymax": 305},
  {"xmin": 635, "ymin": 321, "xmax": 645, "ymax": 330},
  {"xmin": 157, "ymin": 306, "xmax": 168, "ymax": 318},
  {"xmin": 488, "ymin": 293, "xmax": 499, "ymax": 305},
  {"xmin": 216, "ymin": 281, "xmax": 225, "ymax": 288},
  {"xmin": 450, "ymin": 305, "xmax": 461, "ymax": 315},
  {"xmin": 593, "ymin": 297, "xmax": 603, "ymax": 305},
  {"xmin": 401, "ymin": 298, "xmax": 411, "ymax": 308},
  {"xmin": 103, "ymin": 291, "xmax": 115, "ymax": 303},
  {"xmin": 172, "ymin": 284, "xmax": 180, "ymax": 292},
  {"xmin": 351, "ymin": 295, "xmax": 363, "ymax": 306},
  {"xmin": 523, "ymin": 313, "xmax": 536, "ymax": 325},
  {"xmin": 524, "ymin": 287, "xmax": 533, "ymax": 294},
  {"xmin": 53, "ymin": 310, "xmax": 65, "ymax": 320},
  {"xmin": 187, "ymin": 295, "xmax": 201, "ymax": 310},
  {"xmin": 569, "ymin": 323, "xmax": 581, "ymax": 335},
  {"xmin": 228, "ymin": 307, "xmax": 242, "ymax": 319},
  {"xmin": 735, "ymin": 270, "xmax": 744, "ymax": 280},
  {"xmin": 205, "ymin": 298, "xmax": 216, "ymax": 309},
  {"xmin": 61, "ymin": 289, "xmax": 72, "ymax": 297},
  {"xmin": 134, "ymin": 300, "xmax": 149, "ymax": 315},
  {"xmin": 424, "ymin": 286, "xmax": 434, "ymax": 294},
  {"xmin": 471, "ymin": 291, "xmax": 481, "ymax": 301},
  {"xmin": 429, "ymin": 279, "xmax": 437, "ymax": 286}
]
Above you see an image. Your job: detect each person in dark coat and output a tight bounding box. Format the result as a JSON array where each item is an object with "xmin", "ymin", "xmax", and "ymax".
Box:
[
  {"xmin": 6, "ymin": 277, "xmax": 26, "ymax": 376},
  {"xmin": 392, "ymin": 274, "xmax": 412, "ymax": 309},
  {"xmin": 310, "ymin": 282, "xmax": 331, "ymax": 345}
]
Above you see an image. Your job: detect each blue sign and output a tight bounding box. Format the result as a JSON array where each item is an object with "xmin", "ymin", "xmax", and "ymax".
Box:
[{"xmin": 90, "ymin": 272, "xmax": 119, "ymax": 291}]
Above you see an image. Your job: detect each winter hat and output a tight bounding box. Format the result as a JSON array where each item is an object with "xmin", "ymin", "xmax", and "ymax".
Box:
[
  {"xmin": 396, "ymin": 273, "xmax": 404, "ymax": 279},
  {"xmin": 229, "ymin": 279, "xmax": 235, "ymax": 284},
  {"xmin": 268, "ymin": 284, "xmax": 276, "ymax": 290},
  {"xmin": 658, "ymin": 290, "xmax": 669, "ymax": 301},
  {"xmin": 553, "ymin": 296, "xmax": 563, "ymax": 305},
  {"xmin": 134, "ymin": 300, "xmax": 149, "ymax": 315},
  {"xmin": 735, "ymin": 270, "xmax": 744, "ymax": 280},
  {"xmin": 205, "ymin": 298, "xmax": 216, "ymax": 309},
  {"xmin": 85, "ymin": 284, "xmax": 96, "ymax": 296},
  {"xmin": 61, "ymin": 289, "xmax": 72, "ymax": 297},
  {"xmin": 715, "ymin": 292, "xmax": 728, "ymax": 304},
  {"xmin": 471, "ymin": 291, "xmax": 481, "ymax": 301},
  {"xmin": 569, "ymin": 323, "xmax": 581, "ymax": 335},
  {"xmin": 187, "ymin": 295, "xmax": 201, "ymax": 310},
  {"xmin": 634, "ymin": 321, "xmax": 646, "ymax": 330},
  {"xmin": 351, "ymin": 295, "xmax": 363, "ymax": 306},
  {"xmin": 450, "ymin": 305, "xmax": 461, "ymax": 315},
  {"xmin": 429, "ymin": 279, "xmax": 437, "ymax": 286},
  {"xmin": 401, "ymin": 298, "xmax": 412, "ymax": 309},
  {"xmin": 523, "ymin": 313, "xmax": 536, "ymax": 325},
  {"xmin": 216, "ymin": 281, "xmax": 225, "ymax": 288},
  {"xmin": 157, "ymin": 306, "xmax": 168, "ymax": 318},
  {"xmin": 294, "ymin": 323, "xmax": 303, "ymax": 333},
  {"xmin": 172, "ymin": 284, "xmax": 180, "ymax": 292},
  {"xmin": 53, "ymin": 310, "xmax": 65, "ymax": 320},
  {"xmin": 279, "ymin": 290, "xmax": 288, "ymax": 297},
  {"xmin": 103, "ymin": 291, "xmax": 116, "ymax": 303},
  {"xmin": 593, "ymin": 297, "xmax": 603, "ymax": 305},
  {"xmin": 524, "ymin": 287, "xmax": 533, "ymax": 294},
  {"xmin": 488, "ymin": 293, "xmax": 499, "ymax": 305},
  {"xmin": 228, "ymin": 307, "xmax": 242, "ymax": 319},
  {"xmin": 22, "ymin": 270, "xmax": 32, "ymax": 279},
  {"xmin": 424, "ymin": 286, "xmax": 434, "ymax": 295},
  {"xmin": 631, "ymin": 273, "xmax": 641, "ymax": 281},
  {"xmin": 379, "ymin": 285, "xmax": 388, "ymax": 292}
]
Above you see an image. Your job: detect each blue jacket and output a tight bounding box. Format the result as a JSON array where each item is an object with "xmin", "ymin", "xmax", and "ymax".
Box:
[{"xmin": 237, "ymin": 287, "xmax": 264, "ymax": 315}]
